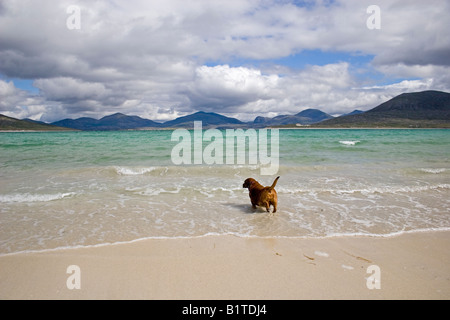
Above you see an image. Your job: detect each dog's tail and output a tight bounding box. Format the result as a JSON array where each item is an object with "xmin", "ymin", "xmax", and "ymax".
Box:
[{"xmin": 268, "ymin": 176, "xmax": 280, "ymax": 190}]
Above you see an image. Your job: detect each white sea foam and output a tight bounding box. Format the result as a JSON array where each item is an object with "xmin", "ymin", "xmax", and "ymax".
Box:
[
  {"xmin": 323, "ymin": 227, "xmax": 450, "ymax": 239},
  {"xmin": 2, "ymin": 227, "xmax": 450, "ymax": 257},
  {"xmin": 418, "ymin": 168, "xmax": 447, "ymax": 174},
  {"xmin": 339, "ymin": 140, "xmax": 360, "ymax": 146},
  {"xmin": 114, "ymin": 166, "xmax": 157, "ymax": 175},
  {"xmin": 0, "ymin": 192, "xmax": 75, "ymax": 203},
  {"xmin": 277, "ymin": 183, "xmax": 450, "ymax": 195},
  {"xmin": 138, "ymin": 187, "xmax": 182, "ymax": 196}
]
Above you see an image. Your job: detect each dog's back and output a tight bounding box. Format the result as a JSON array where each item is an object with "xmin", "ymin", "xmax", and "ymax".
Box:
[{"xmin": 243, "ymin": 176, "xmax": 280, "ymax": 213}]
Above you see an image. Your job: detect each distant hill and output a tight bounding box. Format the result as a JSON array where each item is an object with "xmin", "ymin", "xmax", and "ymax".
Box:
[
  {"xmin": 0, "ymin": 114, "xmax": 73, "ymax": 131},
  {"xmin": 254, "ymin": 108, "xmax": 333, "ymax": 126},
  {"xmin": 341, "ymin": 110, "xmax": 364, "ymax": 117},
  {"xmin": 161, "ymin": 111, "xmax": 243, "ymax": 128},
  {"xmin": 51, "ymin": 113, "xmax": 161, "ymax": 130},
  {"xmin": 366, "ymin": 90, "xmax": 450, "ymax": 119},
  {"xmin": 4, "ymin": 90, "xmax": 449, "ymax": 131},
  {"xmin": 51, "ymin": 117, "xmax": 99, "ymax": 131},
  {"xmin": 50, "ymin": 111, "xmax": 243, "ymax": 130},
  {"xmin": 316, "ymin": 90, "xmax": 450, "ymax": 128}
]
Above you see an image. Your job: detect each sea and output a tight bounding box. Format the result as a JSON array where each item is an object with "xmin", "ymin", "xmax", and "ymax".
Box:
[{"xmin": 0, "ymin": 128, "xmax": 449, "ymax": 255}]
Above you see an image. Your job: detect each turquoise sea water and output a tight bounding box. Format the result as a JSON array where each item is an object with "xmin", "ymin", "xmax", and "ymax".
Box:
[{"xmin": 0, "ymin": 129, "xmax": 449, "ymax": 254}]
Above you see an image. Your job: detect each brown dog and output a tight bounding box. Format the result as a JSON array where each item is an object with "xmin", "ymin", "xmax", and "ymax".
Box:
[{"xmin": 243, "ymin": 176, "xmax": 280, "ymax": 213}]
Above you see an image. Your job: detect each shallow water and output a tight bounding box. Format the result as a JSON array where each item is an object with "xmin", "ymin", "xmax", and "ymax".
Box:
[{"xmin": 0, "ymin": 129, "xmax": 449, "ymax": 254}]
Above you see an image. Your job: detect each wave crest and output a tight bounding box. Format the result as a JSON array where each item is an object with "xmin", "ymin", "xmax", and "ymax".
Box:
[
  {"xmin": 0, "ymin": 192, "xmax": 75, "ymax": 203},
  {"xmin": 277, "ymin": 183, "xmax": 450, "ymax": 195},
  {"xmin": 339, "ymin": 140, "xmax": 360, "ymax": 146}
]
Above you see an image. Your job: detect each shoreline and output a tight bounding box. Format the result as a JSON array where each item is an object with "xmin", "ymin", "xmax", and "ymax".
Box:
[
  {"xmin": 0, "ymin": 230, "xmax": 448, "ymax": 299},
  {"xmin": 1, "ymin": 227, "xmax": 449, "ymax": 258},
  {"xmin": 2, "ymin": 127, "xmax": 449, "ymax": 133},
  {"xmin": 272, "ymin": 126, "xmax": 450, "ymax": 130}
]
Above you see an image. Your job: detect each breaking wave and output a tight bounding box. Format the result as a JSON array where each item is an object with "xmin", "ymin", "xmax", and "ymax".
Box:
[
  {"xmin": 0, "ymin": 192, "xmax": 76, "ymax": 203},
  {"xmin": 339, "ymin": 140, "xmax": 360, "ymax": 146}
]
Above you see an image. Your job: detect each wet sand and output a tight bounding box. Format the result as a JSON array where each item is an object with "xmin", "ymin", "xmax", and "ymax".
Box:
[{"xmin": 0, "ymin": 231, "xmax": 448, "ymax": 299}]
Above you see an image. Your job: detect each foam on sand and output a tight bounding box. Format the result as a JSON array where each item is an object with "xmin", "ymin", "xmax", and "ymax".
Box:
[{"xmin": 0, "ymin": 192, "xmax": 75, "ymax": 203}]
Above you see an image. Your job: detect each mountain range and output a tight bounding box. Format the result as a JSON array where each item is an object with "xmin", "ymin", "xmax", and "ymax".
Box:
[
  {"xmin": 1, "ymin": 90, "xmax": 449, "ymax": 131},
  {"xmin": 0, "ymin": 114, "xmax": 73, "ymax": 131},
  {"xmin": 316, "ymin": 90, "xmax": 450, "ymax": 128},
  {"xmin": 51, "ymin": 113, "xmax": 161, "ymax": 131},
  {"xmin": 253, "ymin": 109, "xmax": 333, "ymax": 126},
  {"xmin": 48, "ymin": 108, "xmax": 333, "ymax": 130}
]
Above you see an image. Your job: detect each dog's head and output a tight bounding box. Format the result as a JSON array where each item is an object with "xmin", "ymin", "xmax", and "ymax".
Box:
[{"xmin": 243, "ymin": 178, "xmax": 256, "ymax": 189}]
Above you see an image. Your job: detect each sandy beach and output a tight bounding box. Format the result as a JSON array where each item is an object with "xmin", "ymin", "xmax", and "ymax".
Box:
[{"xmin": 0, "ymin": 230, "xmax": 448, "ymax": 300}]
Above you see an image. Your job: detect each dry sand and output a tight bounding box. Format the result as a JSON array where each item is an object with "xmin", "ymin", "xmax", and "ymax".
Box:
[{"xmin": 0, "ymin": 231, "xmax": 449, "ymax": 299}]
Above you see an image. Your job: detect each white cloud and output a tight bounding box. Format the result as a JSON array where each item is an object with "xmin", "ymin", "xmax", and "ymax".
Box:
[
  {"xmin": 0, "ymin": 79, "xmax": 16, "ymax": 97},
  {"xmin": 33, "ymin": 77, "xmax": 107, "ymax": 102},
  {"xmin": 185, "ymin": 65, "xmax": 279, "ymax": 109},
  {"xmin": 361, "ymin": 79, "xmax": 433, "ymax": 92},
  {"xmin": 0, "ymin": 79, "xmax": 48, "ymax": 119},
  {"xmin": 182, "ymin": 62, "xmax": 388, "ymax": 120},
  {"xmin": 0, "ymin": 0, "xmax": 449, "ymax": 121}
]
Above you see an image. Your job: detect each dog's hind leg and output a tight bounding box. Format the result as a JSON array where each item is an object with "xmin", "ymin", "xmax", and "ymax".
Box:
[{"xmin": 271, "ymin": 200, "xmax": 277, "ymax": 213}]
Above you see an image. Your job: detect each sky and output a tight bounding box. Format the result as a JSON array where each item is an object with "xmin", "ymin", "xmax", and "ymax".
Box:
[{"xmin": 0, "ymin": 0, "xmax": 449, "ymax": 123}]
